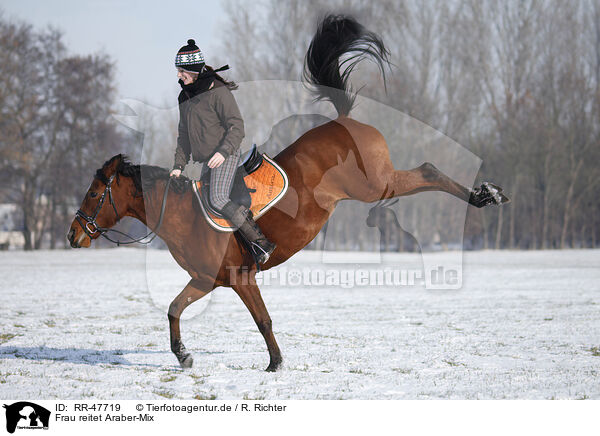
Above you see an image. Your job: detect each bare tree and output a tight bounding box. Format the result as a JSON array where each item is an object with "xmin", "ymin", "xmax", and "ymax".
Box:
[{"xmin": 0, "ymin": 15, "xmax": 129, "ymax": 249}]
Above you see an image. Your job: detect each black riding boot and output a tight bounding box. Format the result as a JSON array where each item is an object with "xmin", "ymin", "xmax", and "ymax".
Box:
[{"xmin": 220, "ymin": 201, "xmax": 276, "ymax": 264}]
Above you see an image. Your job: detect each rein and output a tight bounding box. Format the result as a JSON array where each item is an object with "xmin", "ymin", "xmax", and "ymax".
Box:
[{"xmin": 75, "ymin": 175, "xmax": 172, "ymax": 246}]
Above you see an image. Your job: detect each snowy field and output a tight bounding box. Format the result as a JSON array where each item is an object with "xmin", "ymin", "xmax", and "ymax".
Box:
[{"xmin": 1, "ymin": 248, "xmax": 599, "ymax": 400}]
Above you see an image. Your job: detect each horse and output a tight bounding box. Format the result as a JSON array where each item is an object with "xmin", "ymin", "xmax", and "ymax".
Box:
[{"xmin": 67, "ymin": 14, "xmax": 508, "ymax": 371}]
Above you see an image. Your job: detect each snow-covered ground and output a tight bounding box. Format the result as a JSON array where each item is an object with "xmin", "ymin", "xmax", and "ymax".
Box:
[{"xmin": 1, "ymin": 248, "xmax": 599, "ymax": 399}]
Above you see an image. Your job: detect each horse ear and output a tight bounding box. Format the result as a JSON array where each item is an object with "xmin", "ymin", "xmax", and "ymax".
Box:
[{"xmin": 103, "ymin": 154, "xmax": 124, "ymax": 175}]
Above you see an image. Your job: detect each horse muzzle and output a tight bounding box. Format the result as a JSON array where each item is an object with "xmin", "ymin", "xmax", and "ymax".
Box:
[{"xmin": 67, "ymin": 227, "xmax": 90, "ymax": 248}]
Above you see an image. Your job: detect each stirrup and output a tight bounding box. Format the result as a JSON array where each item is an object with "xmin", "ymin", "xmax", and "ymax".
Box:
[{"xmin": 250, "ymin": 240, "xmax": 276, "ymax": 264}]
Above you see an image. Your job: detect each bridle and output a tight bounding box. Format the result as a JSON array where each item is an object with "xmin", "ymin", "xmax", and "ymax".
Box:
[{"xmin": 75, "ymin": 173, "xmax": 171, "ymax": 246}]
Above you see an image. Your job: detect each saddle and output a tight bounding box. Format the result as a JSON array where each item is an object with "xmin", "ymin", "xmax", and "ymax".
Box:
[{"xmin": 192, "ymin": 145, "xmax": 289, "ymax": 232}]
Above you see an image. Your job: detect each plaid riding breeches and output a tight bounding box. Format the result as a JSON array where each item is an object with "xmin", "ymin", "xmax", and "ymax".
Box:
[{"xmin": 201, "ymin": 149, "xmax": 242, "ymax": 211}]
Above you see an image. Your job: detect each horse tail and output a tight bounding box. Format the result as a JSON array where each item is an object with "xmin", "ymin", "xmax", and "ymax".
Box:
[{"xmin": 303, "ymin": 14, "xmax": 391, "ymax": 117}]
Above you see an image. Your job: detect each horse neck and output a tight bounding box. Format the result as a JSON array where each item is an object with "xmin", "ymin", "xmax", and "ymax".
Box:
[
  {"xmin": 140, "ymin": 179, "xmax": 169, "ymax": 229},
  {"xmin": 140, "ymin": 179, "xmax": 194, "ymax": 243}
]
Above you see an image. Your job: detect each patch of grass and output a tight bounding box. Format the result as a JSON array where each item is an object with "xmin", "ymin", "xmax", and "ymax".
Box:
[
  {"xmin": 293, "ymin": 364, "xmax": 309, "ymax": 372},
  {"xmin": 13, "ymin": 324, "xmax": 25, "ymax": 328},
  {"xmin": 443, "ymin": 359, "xmax": 465, "ymax": 367},
  {"xmin": 189, "ymin": 373, "xmax": 207, "ymax": 385},
  {"xmin": 194, "ymin": 393, "xmax": 217, "ymax": 400},
  {"xmin": 590, "ymin": 347, "xmax": 600, "ymax": 357},
  {"xmin": 392, "ymin": 367, "xmax": 412, "ymax": 374},
  {"xmin": 155, "ymin": 390, "xmax": 175, "ymax": 399},
  {"xmin": 160, "ymin": 375, "xmax": 177, "ymax": 383},
  {"xmin": 114, "ymin": 313, "xmax": 141, "ymax": 319},
  {"xmin": 227, "ymin": 364, "xmax": 244, "ymax": 370},
  {"xmin": 142, "ymin": 343, "xmax": 157, "ymax": 348},
  {"xmin": 43, "ymin": 320, "xmax": 56, "ymax": 328},
  {"xmin": 243, "ymin": 393, "xmax": 265, "ymax": 400},
  {"xmin": 189, "ymin": 373, "xmax": 207, "ymax": 380},
  {"xmin": 0, "ymin": 333, "xmax": 16, "ymax": 344},
  {"xmin": 544, "ymin": 317, "xmax": 553, "ymax": 321},
  {"xmin": 1, "ymin": 369, "xmax": 31, "ymax": 377},
  {"xmin": 71, "ymin": 376, "xmax": 98, "ymax": 383}
]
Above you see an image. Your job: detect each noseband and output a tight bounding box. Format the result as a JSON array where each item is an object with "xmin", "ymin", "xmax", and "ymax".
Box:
[
  {"xmin": 75, "ymin": 174, "xmax": 119, "ymax": 238},
  {"xmin": 75, "ymin": 173, "xmax": 171, "ymax": 246}
]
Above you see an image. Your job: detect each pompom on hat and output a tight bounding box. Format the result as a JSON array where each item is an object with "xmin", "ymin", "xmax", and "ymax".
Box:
[{"xmin": 175, "ymin": 39, "xmax": 205, "ymax": 73}]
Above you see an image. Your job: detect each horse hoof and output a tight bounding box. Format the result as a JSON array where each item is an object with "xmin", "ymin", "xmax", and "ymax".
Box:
[
  {"xmin": 179, "ymin": 354, "xmax": 194, "ymax": 369},
  {"xmin": 470, "ymin": 182, "xmax": 509, "ymax": 207},
  {"xmin": 265, "ymin": 359, "xmax": 282, "ymax": 372}
]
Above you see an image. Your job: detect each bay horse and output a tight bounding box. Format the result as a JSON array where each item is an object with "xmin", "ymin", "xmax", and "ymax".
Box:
[{"xmin": 67, "ymin": 15, "xmax": 508, "ymax": 371}]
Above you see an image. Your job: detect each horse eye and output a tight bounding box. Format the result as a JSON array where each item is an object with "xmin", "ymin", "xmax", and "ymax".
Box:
[{"xmin": 89, "ymin": 192, "xmax": 98, "ymax": 198}]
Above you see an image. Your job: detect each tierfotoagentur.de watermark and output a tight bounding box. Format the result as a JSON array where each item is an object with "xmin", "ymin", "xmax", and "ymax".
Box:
[{"xmin": 227, "ymin": 265, "xmax": 459, "ymax": 289}]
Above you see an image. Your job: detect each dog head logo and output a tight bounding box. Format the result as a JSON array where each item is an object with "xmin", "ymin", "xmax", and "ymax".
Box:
[{"xmin": 3, "ymin": 402, "xmax": 50, "ymax": 433}]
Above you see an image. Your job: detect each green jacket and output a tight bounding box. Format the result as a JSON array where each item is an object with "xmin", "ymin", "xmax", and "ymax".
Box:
[{"xmin": 173, "ymin": 80, "xmax": 244, "ymax": 169}]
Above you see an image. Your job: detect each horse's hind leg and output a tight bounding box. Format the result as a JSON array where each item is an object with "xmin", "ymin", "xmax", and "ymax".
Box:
[
  {"xmin": 168, "ymin": 278, "xmax": 213, "ymax": 368},
  {"xmin": 367, "ymin": 163, "xmax": 508, "ymax": 207},
  {"xmin": 231, "ymin": 276, "xmax": 282, "ymax": 372},
  {"xmin": 335, "ymin": 118, "xmax": 508, "ymax": 206},
  {"xmin": 384, "ymin": 163, "xmax": 472, "ymax": 202}
]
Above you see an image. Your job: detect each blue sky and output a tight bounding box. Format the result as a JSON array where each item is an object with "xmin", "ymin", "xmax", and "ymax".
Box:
[{"xmin": 1, "ymin": 0, "xmax": 227, "ymax": 106}]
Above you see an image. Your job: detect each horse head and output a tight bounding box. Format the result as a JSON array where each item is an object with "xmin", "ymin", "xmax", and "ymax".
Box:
[{"xmin": 67, "ymin": 154, "xmax": 141, "ymax": 248}]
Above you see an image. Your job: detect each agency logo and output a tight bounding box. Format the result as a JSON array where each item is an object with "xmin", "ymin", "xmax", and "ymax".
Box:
[{"xmin": 2, "ymin": 402, "xmax": 50, "ymax": 434}]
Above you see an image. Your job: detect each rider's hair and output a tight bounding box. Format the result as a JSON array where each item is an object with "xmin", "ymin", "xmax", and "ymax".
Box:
[{"xmin": 206, "ymin": 65, "xmax": 238, "ymax": 90}]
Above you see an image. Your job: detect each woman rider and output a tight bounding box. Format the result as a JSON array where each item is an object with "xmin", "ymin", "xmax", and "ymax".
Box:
[{"xmin": 169, "ymin": 39, "xmax": 275, "ymax": 264}]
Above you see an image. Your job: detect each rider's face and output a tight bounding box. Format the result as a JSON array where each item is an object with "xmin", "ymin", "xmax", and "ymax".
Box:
[{"xmin": 177, "ymin": 68, "xmax": 198, "ymax": 85}]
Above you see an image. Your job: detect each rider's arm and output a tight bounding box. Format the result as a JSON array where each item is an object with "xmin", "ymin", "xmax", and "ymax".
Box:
[
  {"xmin": 173, "ymin": 106, "xmax": 191, "ymax": 170},
  {"xmin": 213, "ymin": 87, "xmax": 245, "ymax": 158}
]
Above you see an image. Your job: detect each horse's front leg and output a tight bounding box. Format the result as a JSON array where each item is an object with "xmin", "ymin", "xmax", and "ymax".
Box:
[
  {"xmin": 168, "ymin": 278, "xmax": 213, "ymax": 368},
  {"xmin": 231, "ymin": 274, "xmax": 282, "ymax": 372}
]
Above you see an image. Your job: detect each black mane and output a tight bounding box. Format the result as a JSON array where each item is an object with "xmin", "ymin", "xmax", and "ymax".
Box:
[{"xmin": 96, "ymin": 154, "xmax": 191, "ymax": 195}]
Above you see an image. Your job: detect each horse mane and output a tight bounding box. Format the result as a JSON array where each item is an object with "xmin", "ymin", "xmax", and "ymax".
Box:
[{"xmin": 96, "ymin": 154, "xmax": 191, "ymax": 195}]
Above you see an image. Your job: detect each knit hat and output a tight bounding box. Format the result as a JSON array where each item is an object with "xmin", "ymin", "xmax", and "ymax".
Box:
[{"xmin": 175, "ymin": 39, "xmax": 205, "ymax": 73}]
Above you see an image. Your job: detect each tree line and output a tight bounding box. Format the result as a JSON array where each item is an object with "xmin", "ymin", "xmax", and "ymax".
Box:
[
  {"xmin": 1, "ymin": 1, "xmax": 598, "ymax": 251},
  {"xmin": 215, "ymin": 0, "xmax": 600, "ymax": 250},
  {"xmin": 0, "ymin": 13, "xmax": 139, "ymax": 249}
]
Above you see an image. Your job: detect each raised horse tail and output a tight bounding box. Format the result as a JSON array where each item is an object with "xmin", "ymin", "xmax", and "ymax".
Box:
[{"xmin": 303, "ymin": 14, "xmax": 391, "ymax": 117}]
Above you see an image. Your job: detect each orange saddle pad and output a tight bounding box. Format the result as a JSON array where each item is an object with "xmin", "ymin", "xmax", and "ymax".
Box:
[{"xmin": 192, "ymin": 154, "xmax": 289, "ymax": 232}]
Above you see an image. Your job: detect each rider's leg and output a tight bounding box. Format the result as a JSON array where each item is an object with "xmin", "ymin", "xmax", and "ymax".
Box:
[
  {"xmin": 208, "ymin": 149, "xmax": 241, "ymax": 211},
  {"xmin": 207, "ymin": 150, "xmax": 276, "ymax": 264},
  {"xmin": 220, "ymin": 201, "xmax": 276, "ymax": 264}
]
